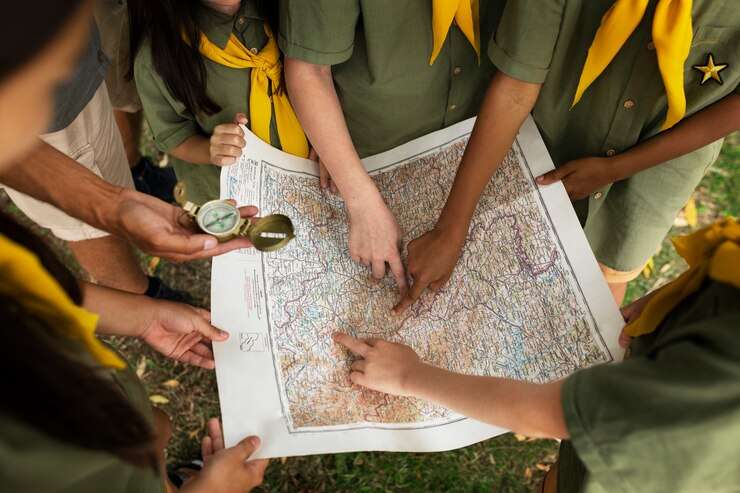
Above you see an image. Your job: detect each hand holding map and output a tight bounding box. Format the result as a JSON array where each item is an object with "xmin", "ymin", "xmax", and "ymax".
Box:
[{"xmin": 211, "ymin": 116, "xmax": 624, "ymax": 459}]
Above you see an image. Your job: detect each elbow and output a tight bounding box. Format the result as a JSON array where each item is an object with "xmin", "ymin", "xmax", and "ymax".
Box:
[{"xmin": 284, "ymin": 57, "xmax": 332, "ymax": 92}]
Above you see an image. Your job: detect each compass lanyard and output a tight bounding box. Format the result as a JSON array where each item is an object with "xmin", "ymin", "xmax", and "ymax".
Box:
[
  {"xmin": 0, "ymin": 234, "xmax": 125, "ymax": 369},
  {"xmin": 572, "ymin": 0, "xmax": 693, "ymax": 130}
]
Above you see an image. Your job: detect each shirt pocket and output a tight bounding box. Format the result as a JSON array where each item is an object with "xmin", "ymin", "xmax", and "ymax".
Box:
[{"xmin": 683, "ymin": 26, "xmax": 739, "ymax": 114}]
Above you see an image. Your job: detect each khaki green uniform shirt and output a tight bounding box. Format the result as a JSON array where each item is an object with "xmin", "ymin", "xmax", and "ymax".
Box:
[
  {"xmin": 135, "ymin": 2, "xmax": 277, "ymax": 204},
  {"xmin": 489, "ymin": 0, "xmax": 739, "ymax": 271},
  {"xmin": 558, "ymin": 280, "xmax": 740, "ymax": 493},
  {"xmin": 0, "ymin": 342, "xmax": 163, "ymax": 492},
  {"xmin": 278, "ymin": 0, "xmax": 504, "ymax": 157}
]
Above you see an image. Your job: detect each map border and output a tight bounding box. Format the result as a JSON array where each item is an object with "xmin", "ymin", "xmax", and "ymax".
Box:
[{"xmin": 257, "ymin": 130, "xmax": 612, "ymax": 435}]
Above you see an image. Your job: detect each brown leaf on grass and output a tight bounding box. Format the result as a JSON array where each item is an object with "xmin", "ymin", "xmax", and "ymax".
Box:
[
  {"xmin": 136, "ymin": 356, "xmax": 147, "ymax": 378},
  {"xmin": 524, "ymin": 467, "xmax": 533, "ymax": 481},
  {"xmin": 149, "ymin": 395, "xmax": 170, "ymax": 405},
  {"xmin": 280, "ymin": 456, "xmax": 287, "ymax": 464},
  {"xmin": 188, "ymin": 429, "xmax": 200, "ymax": 440},
  {"xmin": 536, "ymin": 463, "xmax": 551, "ymax": 472},
  {"xmin": 162, "ymin": 379, "xmax": 180, "ymax": 388},
  {"xmin": 658, "ymin": 262, "xmax": 673, "ymax": 274}
]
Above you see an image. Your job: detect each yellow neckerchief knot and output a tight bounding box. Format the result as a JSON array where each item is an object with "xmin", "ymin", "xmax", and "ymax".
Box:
[
  {"xmin": 572, "ymin": 0, "xmax": 693, "ymax": 130},
  {"xmin": 624, "ymin": 217, "xmax": 740, "ymax": 337},
  {"xmin": 0, "ymin": 234, "xmax": 125, "ymax": 369},
  {"xmin": 195, "ymin": 24, "xmax": 309, "ymax": 158},
  {"xmin": 430, "ymin": 0, "xmax": 480, "ymax": 65}
]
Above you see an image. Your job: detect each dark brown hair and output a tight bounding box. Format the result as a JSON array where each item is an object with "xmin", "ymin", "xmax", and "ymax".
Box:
[
  {"xmin": 0, "ymin": 212, "xmax": 158, "ymax": 470},
  {"xmin": 127, "ymin": 0, "xmax": 279, "ymax": 115}
]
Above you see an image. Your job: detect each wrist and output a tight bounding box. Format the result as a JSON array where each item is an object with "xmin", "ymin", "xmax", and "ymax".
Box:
[{"xmin": 404, "ymin": 362, "xmax": 438, "ymax": 398}]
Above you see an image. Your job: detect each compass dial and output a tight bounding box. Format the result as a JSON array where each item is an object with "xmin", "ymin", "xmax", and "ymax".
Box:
[{"xmin": 197, "ymin": 201, "xmax": 240, "ymax": 236}]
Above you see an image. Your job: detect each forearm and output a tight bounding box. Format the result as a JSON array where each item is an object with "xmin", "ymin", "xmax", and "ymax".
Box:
[
  {"xmin": 170, "ymin": 134, "xmax": 211, "ymax": 165},
  {"xmin": 0, "ymin": 140, "xmax": 121, "ymax": 229},
  {"xmin": 437, "ymin": 73, "xmax": 540, "ymax": 235},
  {"xmin": 82, "ymin": 281, "xmax": 153, "ymax": 337},
  {"xmin": 611, "ymin": 93, "xmax": 740, "ymax": 181},
  {"xmin": 408, "ymin": 364, "xmax": 568, "ymax": 438},
  {"xmin": 284, "ymin": 57, "xmax": 380, "ymax": 209}
]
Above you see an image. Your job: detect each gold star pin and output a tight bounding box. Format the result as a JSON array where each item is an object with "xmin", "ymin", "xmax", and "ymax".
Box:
[{"xmin": 693, "ymin": 53, "xmax": 728, "ymax": 85}]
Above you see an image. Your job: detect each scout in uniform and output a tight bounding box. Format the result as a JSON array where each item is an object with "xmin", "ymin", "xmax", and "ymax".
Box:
[
  {"xmin": 280, "ymin": 0, "xmax": 504, "ymax": 290},
  {"xmin": 131, "ymin": 0, "xmax": 308, "ymax": 205},
  {"xmin": 336, "ymin": 217, "xmax": 740, "ymax": 492},
  {"xmin": 395, "ymin": 0, "xmax": 739, "ymax": 310}
]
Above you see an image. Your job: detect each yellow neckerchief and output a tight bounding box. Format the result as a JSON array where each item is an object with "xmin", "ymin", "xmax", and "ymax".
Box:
[
  {"xmin": 572, "ymin": 0, "xmax": 693, "ymax": 130},
  {"xmin": 624, "ymin": 218, "xmax": 740, "ymax": 337},
  {"xmin": 430, "ymin": 0, "xmax": 480, "ymax": 65},
  {"xmin": 0, "ymin": 234, "xmax": 125, "ymax": 369},
  {"xmin": 195, "ymin": 24, "xmax": 309, "ymax": 158}
]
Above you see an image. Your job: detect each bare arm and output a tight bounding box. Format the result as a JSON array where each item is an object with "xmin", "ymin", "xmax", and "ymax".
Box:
[
  {"xmin": 537, "ymin": 93, "xmax": 740, "ymax": 200},
  {"xmin": 334, "ymin": 333, "xmax": 568, "ymax": 438},
  {"xmin": 170, "ymin": 134, "xmax": 211, "ymax": 164},
  {"xmin": 394, "ymin": 73, "xmax": 541, "ymax": 312},
  {"xmin": 0, "ymin": 139, "xmax": 258, "ymax": 261},
  {"xmin": 82, "ymin": 281, "xmax": 227, "ymax": 369},
  {"xmin": 284, "ymin": 57, "xmax": 408, "ymax": 292}
]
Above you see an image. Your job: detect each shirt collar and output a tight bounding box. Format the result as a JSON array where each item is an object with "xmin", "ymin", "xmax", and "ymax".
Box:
[{"xmin": 201, "ymin": 2, "xmax": 264, "ymax": 49}]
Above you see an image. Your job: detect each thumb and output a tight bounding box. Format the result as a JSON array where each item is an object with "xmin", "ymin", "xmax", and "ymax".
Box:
[
  {"xmin": 192, "ymin": 312, "xmax": 229, "ymax": 342},
  {"xmin": 233, "ymin": 435, "xmax": 261, "ymax": 459},
  {"xmin": 234, "ymin": 112, "xmax": 249, "ymax": 125}
]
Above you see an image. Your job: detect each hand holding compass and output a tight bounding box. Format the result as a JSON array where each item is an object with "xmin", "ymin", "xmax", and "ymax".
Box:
[{"xmin": 174, "ymin": 182, "xmax": 295, "ymax": 252}]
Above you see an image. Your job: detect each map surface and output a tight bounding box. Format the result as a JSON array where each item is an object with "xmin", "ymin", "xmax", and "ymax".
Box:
[{"xmin": 212, "ymin": 117, "xmax": 624, "ymax": 458}]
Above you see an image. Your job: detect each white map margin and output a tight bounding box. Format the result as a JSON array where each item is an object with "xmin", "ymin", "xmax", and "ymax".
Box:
[{"xmin": 211, "ymin": 116, "xmax": 625, "ymax": 459}]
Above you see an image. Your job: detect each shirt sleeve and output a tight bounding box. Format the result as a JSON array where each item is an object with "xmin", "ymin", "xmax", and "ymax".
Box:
[
  {"xmin": 487, "ymin": 0, "xmax": 566, "ymax": 84},
  {"xmin": 278, "ymin": 0, "xmax": 361, "ymax": 65},
  {"xmin": 133, "ymin": 46, "xmax": 200, "ymax": 153},
  {"xmin": 561, "ymin": 313, "xmax": 740, "ymax": 493}
]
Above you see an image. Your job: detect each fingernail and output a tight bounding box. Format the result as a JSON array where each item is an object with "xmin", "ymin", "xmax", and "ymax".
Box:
[
  {"xmin": 249, "ymin": 436, "xmax": 261, "ymax": 447},
  {"xmin": 218, "ymin": 329, "xmax": 229, "ymax": 339},
  {"xmin": 204, "ymin": 238, "xmax": 218, "ymax": 250},
  {"xmin": 536, "ymin": 176, "xmax": 544, "ymax": 183}
]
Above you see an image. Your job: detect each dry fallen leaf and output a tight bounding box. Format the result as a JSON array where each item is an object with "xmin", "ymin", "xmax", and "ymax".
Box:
[
  {"xmin": 136, "ymin": 356, "xmax": 147, "ymax": 378},
  {"xmin": 524, "ymin": 467, "xmax": 533, "ymax": 481},
  {"xmin": 162, "ymin": 379, "xmax": 180, "ymax": 388},
  {"xmin": 146, "ymin": 257, "xmax": 161, "ymax": 277},
  {"xmin": 658, "ymin": 262, "xmax": 673, "ymax": 274},
  {"xmin": 188, "ymin": 429, "xmax": 200, "ymax": 440},
  {"xmin": 149, "ymin": 395, "xmax": 170, "ymax": 405},
  {"xmin": 684, "ymin": 194, "xmax": 698, "ymax": 228},
  {"xmin": 642, "ymin": 257, "xmax": 655, "ymax": 278},
  {"xmin": 280, "ymin": 456, "xmax": 287, "ymax": 464}
]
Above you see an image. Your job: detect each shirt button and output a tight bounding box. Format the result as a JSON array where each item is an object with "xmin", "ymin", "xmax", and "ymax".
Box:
[
  {"xmin": 647, "ymin": 41, "xmax": 655, "ymax": 50},
  {"xmin": 593, "ymin": 191, "xmax": 603, "ymax": 200},
  {"xmin": 605, "ymin": 148, "xmax": 616, "ymax": 157},
  {"xmin": 623, "ymin": 100, "xmax": 635, "ymax": 109},
  {"xmin": 449, "ymin": 104, "xmax": 457, "ymax": 111},
  {"xmin": 250, "ymin": 47, "xmax": 259, "ymax": 54},
  {"xmin": 453, "ymin": 66, "xmax": 462, "ymax": 75},
  {"xmin": 237, "ymin": 17, "xmax": 245, "ymax": 25}
]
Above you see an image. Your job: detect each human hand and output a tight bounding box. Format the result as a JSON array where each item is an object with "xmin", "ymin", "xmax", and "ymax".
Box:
[
  {"xmin": 209, "ymin": 113, "xmax": 248, "ymax": 166},
  {"xmin": 535, "ymin": 156, "xmax": 618, "ymax": 201},
  {"xmin": 332, "ymin": 332, "xmax": 424, "ymax": 397},
  {"xmin": 138, "ymin": 300, "xmax": 228, "ymax": 369},
  {"xmin": 114, "ymin": 188, "xmax": 258, "ymax": 262},
  {"xmin": 308, "ymin": 148, "xmax": 338, "ymax": 194},
  {"xmin": 392, "ymin": 226, "xmax": 466, "ymax": 314},
  {"xmin": 347, "ymin": 200, "xmax": 408, "ymax": 296},
  {"xmin": 618, "ymin": 288, "xmax": 661, "ymax": 348},
  {"xmin": 181, "ymin": 418, "xmax": 268, "ymax": 493}
]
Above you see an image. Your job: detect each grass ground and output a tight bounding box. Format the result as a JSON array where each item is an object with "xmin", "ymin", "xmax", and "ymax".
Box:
[{"xmin": 1, "ymin": 133, "xmax": 737, "ymax": 492}]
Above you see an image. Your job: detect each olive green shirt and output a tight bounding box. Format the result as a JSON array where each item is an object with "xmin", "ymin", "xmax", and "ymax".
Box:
[
  {"xmin": 0, "ymin": 343, "xmax": 163, "ymax": 492},
  {"xmin": 489, "ymin": 0, "xmax": 739, "ymax": 271},
  {"xmin": 558, "ymin": 280, "xmax": 740, "ymax": 493},
  {"xmin": 135, "ymin": 2, "xmax": 277, "ymax": 204},
  {"xmin": 278, "ymin": 0, "xmax": 504, "ymax": 157}
]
